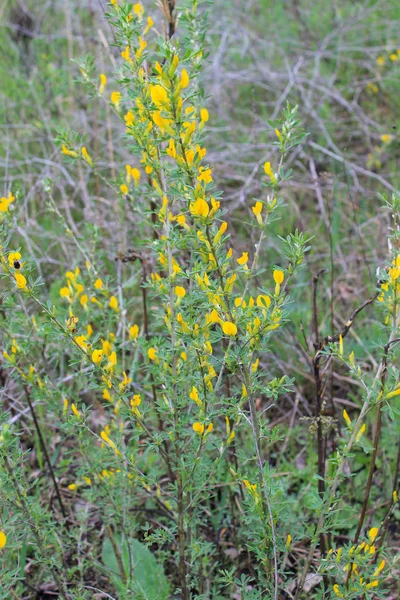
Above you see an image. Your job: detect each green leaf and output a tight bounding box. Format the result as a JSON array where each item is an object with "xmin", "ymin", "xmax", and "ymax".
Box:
[{"xmin": 102, "ymin": 535, "xmax": 170, "ymax": 599}]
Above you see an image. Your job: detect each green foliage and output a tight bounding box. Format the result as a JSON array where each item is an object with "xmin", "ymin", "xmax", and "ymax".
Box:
[
  {"xmin": 102, "ymin": 536, "xmax": 170, "ymax": 598},
  {"xmin": 0, "ymin": 1, "xmax": 399, "ymax": 599}
]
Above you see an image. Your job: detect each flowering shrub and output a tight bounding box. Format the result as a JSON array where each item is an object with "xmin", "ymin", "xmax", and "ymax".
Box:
[{"xmin": 0, "ymin": 1, "xmax": 398, "ymax": 599}]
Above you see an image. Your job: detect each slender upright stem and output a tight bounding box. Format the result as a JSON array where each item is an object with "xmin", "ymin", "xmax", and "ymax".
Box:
[{"xmin": 23, "ymin": 385, "xmax": 69, "ymax": 525}]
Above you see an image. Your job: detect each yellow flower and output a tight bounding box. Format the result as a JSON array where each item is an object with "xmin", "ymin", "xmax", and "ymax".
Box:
[
  {"xmin": 256, "ymin": 294, "xmax": 271, "ymax": 308},
  {"xmin": 119, "ymin": 371, "xmax": 132, "ymax": 392},
  {"xmin": 264, "ymin": 161, "xmax": 277, "ymax": 183},
  {"xmin": 68, "ymin": 483, "xmax": 78, "ymax": 491},
  {"xmin": 100, "ymin": 431, "xmax": 121, "ymax": 456},
  {"xmin": 243, "ymin": 479, "xmax": 258, "ymax": 502},
  {"xmin": 175, "ymin": 286, "xmax": 186, "ymax": 299},
  {"xmin": 130, "ymin": 394, "xmax": 142, "ymax": 408},
  {"xmin": 222, "ymin": 321, "xmax": 237, "ymax": 336},
  {"xmin": 131, "ymin": 168, "xmax": 140, "ymax": 186},
  {"xmin": 63, "ymin": 398, "xmax": 69, "ymax": 415},
  {"xmin": 0, "ymin": 530, "xmax": 6, "ymax": 549},
  {"xmin": 386, "ymin": 387, "xmax": 400, "ymax": 400},
  {"xmin": 197, "ymin": 167, "xmax": 212, "ymax": 184},
  {"xmin": 111, "ymin": 91, "xmax": 122, "ymax": 109},
  {"xmin": 106, "ymin": 351, "xmax": 117, "ymax": 371},
  {"xmin": 275, "ymin": 128, "xmax": 282, "ymax": 141},
  {"xmin": 390, "ymin": 53, "xmax": 398, "ymax": 61},
  {"xmin": 80, "ymin": 294, "xmax": 89, "ymax": 310},
  {"xmin": 102, "ymin": 339, "xmax": 112, "ymax": 356},
  {"xmin": 81, "ymin": 147, "xmax": 93, "ymax": 167},
  {"xmin": 121, "ymin": 46, "xmax": 133, "ymax": 64},
  {"xmin": 376, "ymin": 56, "xmax": 385, "ymax": 66},
  {"xmin": 148, "ymin": 347, "xmax": 158, "ymax": 361},
  {"xmin": 124, "ymin": 111, "xmax": 134, "ymax": 127},
  {"xmin": 99, "ymin": 73, "xmax": 107, "ymax": 94},
  {"xmin": 285, "ymin": 534, "xmax": 292, "ymax": 548},
  {"xmin": 152, "ymin": 111, "xmax": 172, "ymax": 132},
  {"xmin": 213, "ymin": 221, "xmax": 227, "ymax": 244},
  {"xmin": 74, "ymin": 335, "xmax": 88, "ymax": 350},
  {"xmin": 339, "ymin": 334, "xmax": 343, "ymax": 356},
  {"xmin": 273, "ymin": 269, "xmax": 284, "ymax": 285},
  {"xmin": 103, "ymin": 388, "xmax": 112, "ymax": 402},
  {"xmin": 381, "ymin": 134, "xmax": 393, "ymax": 144},
  {"xmin": 252, "ymin": 358, "xmax": 259, "ymax": 372},
  {"xmin": 200, "ymin": 108, "xmax": 209, "ymax": 122},
  {"xmin": 166, "ymin": 139, "xmax": 177, "ymax": 159},
  {"xmin": 273, "ymin": 269, "xmax": 284, "ymax": 294},
  {"xmin": 180, "ymin": 69, "xmax": 189, "ymax": 89},
  {"xmin": 120, "ymin": 184, "xmax": 129, "ymax": 195},
  {"xmin": 15, "ymin": 272, "xmax": 27, "ymax": 290},
  {"xmin": 71, "ymin": 403, "xmax": 80, "ymax": 418},
  {"xmin": 373, "ymin": 560, "xmax": 385, "ymax": 577},
  {"xmin": 190, "ymin": 197, "xmax": 209, "ymax": 219},
  {"xmin": 366, "ymin": 580, "xmax": 379, "ymax": 589},
  {"xmin": 368, "ymin": 527, "xmax": 379, "ymax": 544},
  {"xmin": 92, "ymin": 349, "xmax": 103, "ymax": 364},
  {"xmin": 135, "ymin": 36, "xmax": 147, "ymax": 59},
  {"xmin": 237, "ymin": 252, "xmax": 248, "ymax": 266},
  {"xmin": 8, "ymin": 251, "xmax": 21, "ymax": 267},
  {"xmin": 149, "ymin": 84, "xmax": 169, "ymax": 108},
  {"xmin": 61, "ymin": 145, "xmax": 79, "ymax": 158},
  {"xmin": 343, "ymin": 409, "xmax": 352, "ymax": 428},
  {"xmin": 133, "ymin": 2, "xmax": 144, "ymax": 17},
  {"xmin": 129, "ymin": 324, "xmax": 139, "ymax": 339},
  {"xmin": 109, "ymin": 296, "xmax": 119, "ymax": 311},
  {"xmin": 192, "ymin": 422, "xmax": 205, "ymax": 435},
  {"xmin": 144, "ymin": 16, "xmax": 154, "ymax": 35},
  {"xmin": 208, "ymin": 309, "xmax": 221, "ymax": 324},
  {"xmin": 356, "ymin": 423, "xmax": 366, "ymax": 442},
  {"xmin": 252, "ymin": 201, "xmax": 263, "ymax": 225},
  {"xmin": 94, "ymin": 278, "xmax": 103, "ymax": 290},
  {"xmin": 190, "ymin": 386, "xmax": 202, "ymax": 407},
  {"xmin": 333, "ymin": 585, "xmax": 344, "ymax": 598},
  {"xmin": 227, "ymin": 430, "xmax": 235, "ymax": 445}
]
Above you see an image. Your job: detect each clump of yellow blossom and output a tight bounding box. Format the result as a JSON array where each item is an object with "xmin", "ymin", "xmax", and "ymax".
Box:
[
  {"xmin": 273, "ymin": 269, "xmax": 284, "ymax": 294},
  {"xmin": 0, "ymin": 531, "xmax": 6, "ymax": 549}
]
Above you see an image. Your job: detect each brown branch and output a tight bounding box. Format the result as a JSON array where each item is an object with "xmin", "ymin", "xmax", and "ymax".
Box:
[
  {"xmin": 323, "ymin": 291, "xmax": 380, "ymax": 347},
  {"xmin": 23, "ymin": 385, "xmax": 69, "ymax": 525},
  {"xmin": 106, "ymin": 525, "xmax": 127, "ymax": 585}
]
